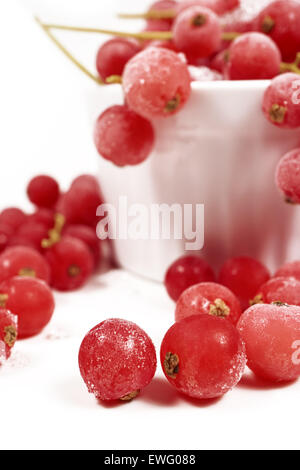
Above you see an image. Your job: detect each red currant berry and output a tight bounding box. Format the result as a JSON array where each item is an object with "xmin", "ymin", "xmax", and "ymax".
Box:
[
  {"xmin": 79, "ymin": 318, "xmax": 157, "ymax": 401},
  {"xmin": 145, "ymin": 1, "xmax": 177, "ymax": 31},
  {"xmin": 164, "ymin": 255, "xmax": 216, "ymax": 302},
  {"xmin": 173, "ymin": 6, "xmax": 222, "ymax": 61},
  {"xmin": 45, "ymin": 236, "xmax": 93, "ymax": 291},
  {"xmin": 210, "ymin": 49, "xmax": 228, "ymax": 74},
  {"xmin": 275, "ymin": 148, "xmax": 300, "ymax": 203},
  {"xmin": 226, "ymin": 32, "xmax": 281, "ymax": 80},
  {"xmin": 71, "ymin": 174, "xmax": 101, "ymax": 192},
  {"xmin": 176, "ymin": 1, "xmax": 219, "ymax": 16},
  {"xmin": 0, "ymin": 208, "xmax": 27, "ymax": 230},
  {"xmin": 0, "ymin": 308, "xmax": 18, "ymax": 364},
  {"xmin": 214, "ymin": 0, "xmax": 239, "ymax": 15},
  {"xmin": 0, "ymin": 246, "xmax": 51, "ymax": 284},
  {"xmin": 218, "ymin": 256, "xmax": 270, "ymax": 311},
  {"xmin": 161, "ymin": 315, "xmax": 246, "ymax": 399},
  {"xmin": 27, "ymin": 175, "xmax": 60, "ymax": 209},
  {"xmin": 123, "ymin": 47, "xmax": 191, "ymax": 119},
  {"xmin": 17, "ymin": 222, "xmax": 49, "ymax": 252},
  {"xmin": 175, "ymin": 282, "xmax": 242, "ymax": 324},
  {"xmin": 146, "ymin": 39, "xmax": 178, "ymax": 52},
  {"xmin": 63, "ymin": 224, "xmax": 102, "ymax": 270},
  {"xmin": 0, "ymin": 276, "xmax": 55, "ymax": 339},
  {"xmin": 275, "ymin": 260, "xmax": 300, "ymax": 281},
  {"xmin": 96, "ymin": 38, "xmax": 141, "ymax": 82},
  {"xmin": 59, "ymin": 183, "xmax": 102, "ymax": 227},
  {"xmin": 262, "ymin": 73, "xmax": 300, "ymax": 129},
  {"xmin": 253, "ymin": 0, "xmax": 300, "ymax": 62},
  {"xmin": 27, "ymin": 208, "xmax": 54, "ymax": 229},
  {"xmin": 237, "ymin": 303, "xmax": 300, "ymax": 382},
  {"xmin": 0, "ymin": 224, "xmax": 13, "ymax": 253},
  {"xmin": 94, "ymin": 105, "xmax": 155, "ymax": 167},
  {"xmin": 251, "ymin": 276, "xmax": 300, "ymax": 307}
]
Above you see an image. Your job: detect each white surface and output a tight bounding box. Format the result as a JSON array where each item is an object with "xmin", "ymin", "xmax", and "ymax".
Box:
[{"xmin": 0, "ymin": 0, "xmax": 299, "ymax": 451}]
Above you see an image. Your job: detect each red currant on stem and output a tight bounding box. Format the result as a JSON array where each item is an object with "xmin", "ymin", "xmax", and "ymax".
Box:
[
  {"xmin": 96, "ymin": 38, "xmax": 141, "ymax": 83},
  {"xmin": 275, "ymin": 148, "xmax": 300, "ymax": 203},
  {"xmin": 0, "ymin": 308, "xmax": 18, "ymax": 364},
  {"xmin": 161, "ymin": 315, "xmax": 246, "ymax": 399},
  {"xmin": 79, "ymin": 319, "xmax": 157, "ymax": 401},
  {"xmin": 237, "ymin": 303, "xmax": 300, "ymax": 382},
  {"xmin": 0, "ymin": 246, "xmax": 51, "ymax": 284},
  {"xmin": 63, "ymin": 224, "xmax": 102, "ymax": 270},
  {"xmin": 94, "ymin": 105, "xmax": 155, "ymax": 166},
  {"xmin": 0, "ymin": 276, "xmax": 55, "ymax": 339},
  {"xmin": 27, "ymin": 175, "xmax": 60, "ymax": 209},
  {"xmin": 250, "ymin": 277, "xmax": 300, "ymax": 307}
]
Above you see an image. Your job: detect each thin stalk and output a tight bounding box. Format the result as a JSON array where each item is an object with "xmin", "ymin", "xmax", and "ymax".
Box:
[{"xmin": 118, "ymin": 9, "xmax": 176, "ymax": 20}]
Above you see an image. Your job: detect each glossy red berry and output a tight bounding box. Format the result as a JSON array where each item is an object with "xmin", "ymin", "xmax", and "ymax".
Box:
[
  {"xmin": 79, "ymin": 318, "xmax": 157, "ymax": 401},
  {"xmin": 175, "ymin": 282, "xmax": 242, "ymax": 324},
  {"xmin": 214, "ymin": 0, "xmax": 239, "ymax": 15},
  {"xmin": 27, "ymin": 175, "xmax": 60, "ymax": 208},
  {"xmin": 253, "ymin": 0, "xmax": 300, "ymax": 62},
  {"xmin": 275, "ymin": 148, "xmax": 300, "ymax": 203},
  {"xmin": 123, "ymin": 47, "xmax": 191, "ymax": 119},
  {"xmin": 96, "ymin": 38, "xmax": 141, "ymax": 81},
  {"xmin": 164, "ymin": 255, "xmax": 216, "ymax": 302},
  {"xmin": 45, "ymin": 236, "xmax": 93, "ymax": 291},
  {"xmin": 275, "ymin": 260, "xmax": 300, "ymax": 281},
  {"xmin": 252, "ymin": 277, "xmax": 300, "ymax": 307},
  {"xmin": 161, "ymin": 315, "xmax": 246, "ymax": 399},
  {"xmin": 0, "ymin": 224, "xmax": 13, "ymax": 253},
  {"xmin": 63, "ymin": 224, "xmax": 102, "ymax": 270},
  {"xmin": 94, "ymin": 105, "xmax": 155, "ymax": 167},
  {"xmin": 226, "ymin": 33, "xmax": 281, "ymax": 80},
  {"xmin": 146, "ymin": 0, "xmax": 177, "ymax": 31},
  {"xmin": 0, "ymin": 208, "xmax": 27, "ymax": 230},
  {"xmin": 27, "ymin": 208, "xmax": 54, "ymax": 229},
  {"xmin": 218, "ymin": 256, "xmax": 270, "ymax": 311},
  {"xmin": 237, "ymin": 303, "xmax": 300, "ymax": 382},
  {"xmin": 262, "ymin": 73, "xmax": 300, "ymax": 129},
  {"xmin": 176, "ymin": 1, "xmax": 220, "ymax": 16},
  {"xmin": 0, "ymin": 308, "xmax": 18, "ymax": 364},
  {"xmin": 59, "ymin": 182, "xmax": 102, "ymax": 227},
  {"xmin": 0, "ymin": 276, "xmax": 55, "ymax": 339},
  {"xmin": 0, "ymin": 246, "xmax": 51, "ymax": 284},
  {"xmin": 16, "ymin": 222, "xmax": 48, "ymax": 252},
  {"xmin": 173, "ymin": 6, "xmax": 222, "ymax": 61}
]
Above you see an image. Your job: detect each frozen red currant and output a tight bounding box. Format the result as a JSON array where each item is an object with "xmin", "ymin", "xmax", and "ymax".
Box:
[
  {"xmin": 0, "ymin": 208, "xmax": 27, "ymax": 230},
  {"xmin": 94, "ymin": 105, "xmax": 155, "ymax": 167},
  {"xmin": 123, "ymin": 47, "xmax": 191, "ymax": 119},
  {"xmin": 96, "ymin": 38, "xmax": 141, "ymax": 81},
  {"xmin": 226, "ymin": 33, "xmax": 281, "ymax": 80},
  {"xmin": 161, "ymin": 315, "xmax": 246, "ymax": 399},
  {"xmin": 210, "ymin": 49, "xmax": 228, "ymax": 74},
  {"xmin": 275, "ymin": 148, "xmax": 300, "ymax": 203},
  {"xmin": 253, "ymin": 0, "xmax": 300, "ymax": 62},
  {"xmin": 164, "ymin": 255, "xmax": 215, "ymax": 302},
  {"xmin": 275, "ymin": 260, "xmax": 300, "ymax": 281},
  {"xmin": 262, "ymin": 73, "xmax": 300, "ymax": 129},
  {"xmin": 214, "ymin": 0, "xmax": 239, "ymax": 15},
  {"xmin": 218, "ymin": 256, "xmax": 270, "ymax": 311},
  {"xmin": 176, "ymin": 1, "xmax": 220, "ymax": 16},
  {"xmin": 237, "ymin": 303, "xmax": 300, "ymax": 382},
  {"xmin": 0, "ymin": 308, "xmax": 18, "ymax": 365},
  {"xmin": 172, "ymin": 6, "xmax": 222, "ymax": 61},
  {"xmin": 63, "ymin": 224, "xmax": 102, "ymax": 270},
  {"xmin": 27, "ymin": 175, "xmax": 60, "ymax": 209},
  {"xmin": 175, "ymin": 282, "xmax": 242, "ymax": 325},
  {"xmin": 251, "ymin": 276, "xmax": 300, "ymax": 307},
  {"xmin": 0, "ymin": 246, "xmax": 51, "ymax": 284},
  {"xmin": 79, "ymin": 318, "xmax": 157, "ymax": 401},
  {"xmin": 45, "ymin": 236, "xmax": 93, "ymax": 291},
  {"xmin": 0, "ymin": 276, "xmax": 55, "ymax": 339}
]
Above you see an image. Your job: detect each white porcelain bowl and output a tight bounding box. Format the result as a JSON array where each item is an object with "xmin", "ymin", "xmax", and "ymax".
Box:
[{"xmin": 87, "ymin": 81, "xmax": 300, "ymax": 281}]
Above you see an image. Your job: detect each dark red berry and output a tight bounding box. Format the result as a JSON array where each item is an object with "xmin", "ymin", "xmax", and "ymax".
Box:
[
  {"xmin": 63, "ymin": 224, "xmax": 102, "ymax": 270},
  {"xmin": 27, "ymin": 175, "xmax": 60, "ymax": 208},
  {"xmin": 0, "ymin": 208, "xmax": 27, "ymax": 230},
  {"xmin": 96, "ymin": 38, "xmax": 141, "ymax": 81}
]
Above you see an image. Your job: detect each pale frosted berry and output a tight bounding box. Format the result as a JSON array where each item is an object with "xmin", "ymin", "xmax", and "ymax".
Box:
[
  {"xmin": 262, "ymin": 73, "xmax": 300, "ymax": 129},
  {"xmin": 275, "ymin": 148, "xmax": 300, "ymax": 203},
  {"xmin": 226, "ymin": 33, "xmax": 281, "ymax": 80},
  {"xmin": 0, "ymin": 308, "xmax": 18, "ymax": 365},
  {"xmin": 94, "ymin": 105, "xmax": 155, "ymax": 166},
  {"xmin": 253, "ymin": 0, "xmax": 300, "ymax": 62},
  {"xmin": 173, "ymin": 6, "xmax": 222, "ymax": 61},
  {"xmin": 251, "ymin": 277, "xmax": 300, "ymax": 307},
  {"xmin": 275, "ymin": 261, "xmax": 300, "ymax": 281},
  {"xmin": 79, "ymin": 319, "xmax": 157, "ymax": 401},
  {"xmin": 161, "ymin": 315, "xmax": 246, "ymax": 399},
  {"xmin": 175, "ymin": 282, "xmax": 242, "ymax": 325},
  {"xmin": 96, "ymin": 38, "xmax": 141, "ymax": 81},
  {"xmin": 237, "ymin": 303, "xmax": 300, "ymax": 382},
  {"xmin": 218, "ymin": 256, "xmax": 270, "ymax": 311},
  {"xmin": 0, "ymin": 246, "xmax": 51, "ymax": 284},
  {"xmin": 123, "ymin": 47, "xmax": 191, "ymax": 119},
  {"xmin": 0, "ymin": 276, "xmax": 55, "ymax": 339},
  {"xmin": 165, "ymin": 255, "xmax": 215, "ymax": 302}
]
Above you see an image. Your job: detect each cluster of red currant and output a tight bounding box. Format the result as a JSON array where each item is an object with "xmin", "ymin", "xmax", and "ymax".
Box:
[
  {"xmin": 79, "ymin": 254, "xmax": 300, "ymax": 402},
  {"xmin": 0, "ymin": 174, "xmax": 104, "ymax": 363}
]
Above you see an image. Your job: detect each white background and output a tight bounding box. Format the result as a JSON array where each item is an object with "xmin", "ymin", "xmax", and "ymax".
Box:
[{"xmin": 0, "ymin": 0, "xmax": 299, "ymax": 451}]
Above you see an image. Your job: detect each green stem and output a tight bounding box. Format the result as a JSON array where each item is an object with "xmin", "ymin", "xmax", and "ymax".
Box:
[{"xmin": 35, "ymin": 17, "xmax": 103, "ymax": 85}]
